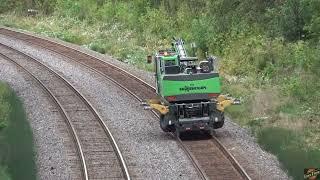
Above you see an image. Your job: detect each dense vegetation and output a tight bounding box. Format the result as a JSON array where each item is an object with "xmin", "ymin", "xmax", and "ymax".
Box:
[
  {"xmin": 0, "ymin": 82, "xmax": 36, "ymax": 180},
  {"xmin": 0, "ymin": 0, "xmax": 319, "ymax": 179}
]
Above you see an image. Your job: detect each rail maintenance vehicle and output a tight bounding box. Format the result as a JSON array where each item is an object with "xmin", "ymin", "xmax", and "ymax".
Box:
[{"xmin": 142, "ymin": 38, "xmax": 239, "ymax": 136}]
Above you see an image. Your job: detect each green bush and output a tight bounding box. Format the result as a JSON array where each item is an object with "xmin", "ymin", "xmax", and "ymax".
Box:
[
  {"xmin": 89, "ymin": 42, "xmax": 106, "ymax": 54},
  {"xmin": 0, "ymin": 166, "xmax": 11, "ymax": 180},
  {"xmin": 139, "ymin": 7, "xmax": 174, "ymax": 39},
  {"xmin": 258, "ymin": 127, "xmax": 320, "ymax": 180},
  {"xmin": 95, "ymin": 2, "xmax": 116, "ymax": 23}
]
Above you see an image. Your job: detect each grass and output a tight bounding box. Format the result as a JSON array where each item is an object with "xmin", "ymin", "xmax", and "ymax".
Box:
[{"xmin": 0, "ymin": 82, "xmax": 36, "ymax": 180}]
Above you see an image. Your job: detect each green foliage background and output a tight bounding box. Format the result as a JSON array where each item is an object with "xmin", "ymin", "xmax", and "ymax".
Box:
[{"xmin": 0, "ymin": 0, "xmax": 319, "ymax": 179}]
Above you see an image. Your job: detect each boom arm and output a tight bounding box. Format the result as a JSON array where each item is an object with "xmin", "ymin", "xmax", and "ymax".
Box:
[{"xmin": 173, "ymin": 38, "xmax": 188, "ymax": 58}]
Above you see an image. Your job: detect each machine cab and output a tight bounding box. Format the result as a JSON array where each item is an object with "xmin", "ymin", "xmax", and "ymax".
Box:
[
  {"xmin": 153, "ymin": 50, "xmax": 179, "ymax": 93},
  {"xmin": 147, "ymin": 38, "xmax": 219, "ymax": 103}
]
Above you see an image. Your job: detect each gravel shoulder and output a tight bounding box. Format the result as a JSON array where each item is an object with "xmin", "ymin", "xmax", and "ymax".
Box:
[{"xmin": 0, "ymin": 29, "xmax": 290, "ymax": 180}]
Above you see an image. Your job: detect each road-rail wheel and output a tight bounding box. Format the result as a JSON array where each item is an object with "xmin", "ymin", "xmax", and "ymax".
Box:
[
  {"xmin": 160, "ymin": 115, "xmax": 175, "ymax": 132},
  {"xmin": 213, "ymin": 114, "xmax": 225, "ymax": 129}
]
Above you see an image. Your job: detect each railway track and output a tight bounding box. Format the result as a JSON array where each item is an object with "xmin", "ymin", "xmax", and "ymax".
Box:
[
  {"xmin": 0, "ymin": 27, "xmax": 251, "ymax": 180},
  {"xmin": 0, "ymin": 42, "xmax": 130, "ymax": 180}
]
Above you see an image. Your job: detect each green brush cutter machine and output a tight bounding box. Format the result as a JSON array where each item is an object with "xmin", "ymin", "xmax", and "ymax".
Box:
[{"xmin": 142, "ymin": 38, "xmax": 240, "ymax": 136}]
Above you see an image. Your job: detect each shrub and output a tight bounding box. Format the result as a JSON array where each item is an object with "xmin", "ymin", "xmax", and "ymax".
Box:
[
  {"xmin": 258, "ymin": 127, "xmax": 320, "ymax": 180},
  {"xmin": 139, "ymin": 7, "xmax": 174, "ymax": 39},
  {"xmin": 0, "ymin": 166, "xmax": 11, "ymax": 180}
]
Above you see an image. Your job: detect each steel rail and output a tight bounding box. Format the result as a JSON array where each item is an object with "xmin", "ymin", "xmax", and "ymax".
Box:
[
  {"xmin": 0, "ymin": 48, "xmax": 89, "ymax": 180},
  {"xmin": 0, "ymin": 42, "xmax": 131, "ymax": 180},
  {"xmin": 211, "ymin": 136, "xmax": 252, "ymax": 180},
  {"xmin": 0, "ymin": 26, "xmax": 251, "ymax": 180}
]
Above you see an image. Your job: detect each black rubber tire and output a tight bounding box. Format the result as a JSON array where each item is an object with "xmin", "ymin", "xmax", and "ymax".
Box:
[
  {"xmin": 160, "ymin": 113, "xmax": 178, "ymax": 132},
  {"xmin": 212, "ymin": 111, "xmax": 225, "ymax": 129},
  {"xmin": 168, "ymin": 125, "xmax": 176, "ymax": 132},
  {"xmin": 213, "ymin": 114, "xmax": 225, "ymax": 129},
  {"xmin": 213, "ymin": 120, "xmax": 224, "ymax": 129},
  {"xmin": 160, "ymin": 115, "xmax": 176, "ymax": 132},
  {"xmin": 160, "ymin": 115, "xmax": 169, "ymax": 132}
]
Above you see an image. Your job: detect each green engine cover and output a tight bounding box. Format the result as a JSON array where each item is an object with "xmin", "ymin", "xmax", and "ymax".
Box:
[
  {"xmin": 153, "ymin": 40, "xmax": 222, "ymax": 102},
  {"xmin": 159, "ymin": 72, "xmax": 221, "ymax": 100}
]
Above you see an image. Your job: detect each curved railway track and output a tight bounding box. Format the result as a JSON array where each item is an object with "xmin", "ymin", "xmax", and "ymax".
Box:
[
  {"xmin": 0, "ymin": 27, "xmax": 251, "ymax": 180},
  {"xmin": 0, "ymin": 42, "xmax": 130, "ymax": 180}
]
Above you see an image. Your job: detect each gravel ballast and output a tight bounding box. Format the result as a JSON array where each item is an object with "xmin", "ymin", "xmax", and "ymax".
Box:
[
  {"xmin": 0, "ymin": 57, "xmax": 72, "ymax": 180},
  {"xmin": 0, "ymin": 30, "xmax": 290, "ymax": 180}
]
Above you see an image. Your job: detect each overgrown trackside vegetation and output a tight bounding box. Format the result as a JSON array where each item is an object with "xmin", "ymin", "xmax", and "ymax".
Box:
[
  {"xmin": 0, "ymin": 82, "xmax": 36, "ymax": 180},
  {"xmin": 0, "ymin": 0, "xmax": 319, "ymax": 179},
  {"xmin": 258, "ymin": 127, "xmax": 320, "ymax": 180}
]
